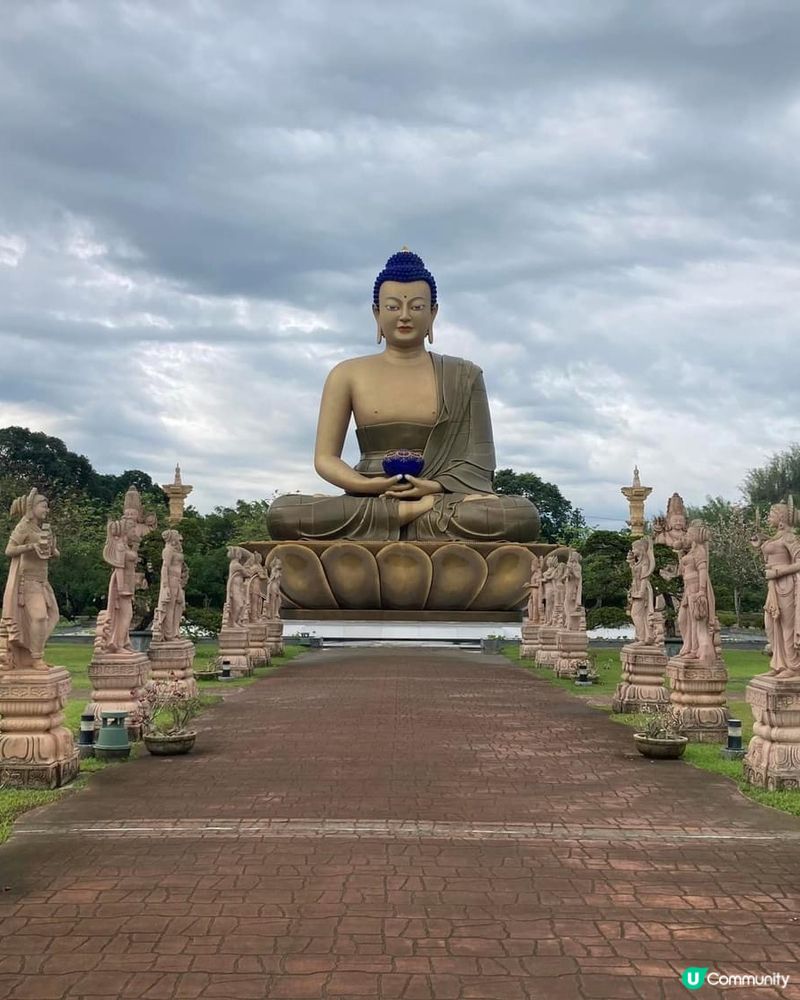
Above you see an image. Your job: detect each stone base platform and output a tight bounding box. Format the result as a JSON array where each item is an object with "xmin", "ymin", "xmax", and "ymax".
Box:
[
  {"xmin": 86, "ymin": 652, "xmax": 150, "ymax": 738},
  {"xmin": 744, "ymin": 674, "xmax": 800, "ymax": 790},
  {"xmin": 554, "ymin": 629, "xmax": 590, "ymax": 678},
  {"xmin": 245, "ymin": 540, "xmax": 555, "ymax": 613},
  {"xmin": 535, "ymin": 626, "xmax": 559, "ymax": 668},
  {"xmin": 0, "ymin": 666, "xmax": 79, "ymax": 789},
  {"xmin": 519, "ymin": 622, "xmax": 540, "ymax": 659},
  {"xmin": 667, "ymin": 656, "xmax": 729, "ymax": 742},
  {"xmin": 612, "ymin": 644, "xmax": 669, "ymax": 713},
  {"xmin": 246, "ymin": 623, "xmax": 270, "ymax": 668},
  {"xmin": 148, "ymin": 638, "xmax": 198, "ymax": 696},
  {"xmin": 216, "ymin": 626, "xmax": 251, "ymax": 678}
]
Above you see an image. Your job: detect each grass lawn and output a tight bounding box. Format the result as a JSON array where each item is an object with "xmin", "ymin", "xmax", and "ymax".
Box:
[
  {"xmin": 0, "ymin": 640, "xmax": 305, "ymax": 844},
  {"xmin": 507, "ymin": 643, "xmax": 800, "ymax": 819}
]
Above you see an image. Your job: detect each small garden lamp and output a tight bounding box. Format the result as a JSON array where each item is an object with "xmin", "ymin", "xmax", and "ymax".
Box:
[
  {"xmin": 721, "ymin": 718, "xmax": 746, "ymax": 760},
  {"xmin": 575, "ymin": 661, "xmax": 593, "ymax": 687},
  {"xmin": 76, "ymin": 711, "xmax": 96, "ymax": 759},
  {"xmin": 94, "ymin": 711, "xmax": 131, "ymax": 762}
]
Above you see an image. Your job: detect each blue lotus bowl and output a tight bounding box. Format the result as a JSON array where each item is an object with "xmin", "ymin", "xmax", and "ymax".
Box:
[{"xmin": 382, "ymin": 450, "xmax": 425, "ymax": 480}]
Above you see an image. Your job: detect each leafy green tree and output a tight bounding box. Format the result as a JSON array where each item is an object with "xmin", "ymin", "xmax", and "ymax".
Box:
[
  {"xmin": 579, "ymin": 530, "xmax": 631, "ymax": 609},
  {"xmin": 494, "ymin": 469, "xmax": 587, "ymax": 543},
  {"xmin": 743, "ymin": 444, "xmax": 800, "ymax": 507},
  {"xmin": 0, "ymin": 426, "xmax": 96, "ymax": 499}
]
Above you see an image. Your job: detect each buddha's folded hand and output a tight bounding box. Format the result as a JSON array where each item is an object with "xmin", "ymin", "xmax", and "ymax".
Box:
[{"xmin": 384, "ymin": 475, "xmax": 443, "ymax": 500}]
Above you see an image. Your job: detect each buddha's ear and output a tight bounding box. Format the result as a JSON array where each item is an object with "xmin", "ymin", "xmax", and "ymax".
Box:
[
  {"xmin": 427, "ymin": 303, "xmax": 438, "ymax": 343},
  {"xmin": 373, "ymin": 303, "xmax": 383, "ymax": 343}
]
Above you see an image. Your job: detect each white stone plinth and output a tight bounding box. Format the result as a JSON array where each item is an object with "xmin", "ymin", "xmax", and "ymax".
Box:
[{"xmin": 519, "ymin": 622, "xmax": 540, "ymax": 660}]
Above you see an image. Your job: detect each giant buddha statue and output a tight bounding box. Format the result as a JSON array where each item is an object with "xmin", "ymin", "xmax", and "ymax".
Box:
[
  {"xmin": 258, "ymin": 250, "xmax": 550, "ymax": 616},
  {"xmin": 268, "ymin": 249, "xmax": 539, "ymax": 543}
]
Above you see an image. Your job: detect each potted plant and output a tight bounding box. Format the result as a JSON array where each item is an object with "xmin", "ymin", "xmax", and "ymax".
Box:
[
  {"xmin": 633, "ymin": 705, "xmax": 688, "ymax": 759},
  {"xmin": 131, "ymin": 679, "xmax": 202, "ymax": 755}
]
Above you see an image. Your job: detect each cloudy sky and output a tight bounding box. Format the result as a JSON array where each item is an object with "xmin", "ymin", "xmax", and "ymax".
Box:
[{"xmin": 2, "ymin": 0, "xmax": 799, "ymax": 528}]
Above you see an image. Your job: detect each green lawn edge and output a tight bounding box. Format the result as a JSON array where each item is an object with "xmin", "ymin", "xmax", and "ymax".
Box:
[
  {"xmin": 0, "ymin": 642, "xmax": 306, "ymax": 845},
  {"xmin": 503, "ymin": 642, "xmax": 800, "ymax": 819}
]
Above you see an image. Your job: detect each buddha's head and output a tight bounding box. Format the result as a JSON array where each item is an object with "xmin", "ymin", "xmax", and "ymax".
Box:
[{"xmin": 373, "ymin": 248, "xmax": 438, "ymax": 347}]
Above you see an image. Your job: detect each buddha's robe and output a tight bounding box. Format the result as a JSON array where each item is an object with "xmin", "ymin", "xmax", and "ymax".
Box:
[{"xmin": 268, "ymin": 353, "xmax": 539, "ymax": 542}]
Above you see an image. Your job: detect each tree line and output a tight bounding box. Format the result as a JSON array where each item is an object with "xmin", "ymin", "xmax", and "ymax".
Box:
[{"xmin": 3, "ymin": 425, "xmax": 797, "ymax": 631}]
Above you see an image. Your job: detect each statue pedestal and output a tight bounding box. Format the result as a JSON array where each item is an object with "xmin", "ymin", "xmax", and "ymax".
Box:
[
  {"xmin": 266, "ymin": 621, "xmax": 284, "ymax": 656},
  {"xmin": 148, "ymin": 639, "xmax": 197, "ymax": 696},
  {"xmin": 246, "ymin": 623, "xmax": 270, "ymax": 668},
  {"xmin": 554, "ymin": 630, "xmax": 589, "ymax": 679},
  {"xmin": 216, "ymin": 626, "xmax": 251, "ymax": 677},
  {"xmin": 535, "ymin": 626, "xmax": 559, "ymax": 668},
  {"xmin": 245, "ymin": 540, "xmax": 555, "ymax": 613},
  {"xmin": 87, "ymin": 652, "xmax": 150, "ymax": 739},
  {"xmin": 612, "ymin": 644, "xmax": 669, "ymax": 713},
  {"xmin": 519, "ymin": 622, "xmax": 540, "ymax": 659},
  {"xmin": 744, "ymin": 675, "xmax": 800, "ymax": 790},
  {"xmin": 666, "ymin": 656, "xmax": 729, "ymax": 742},
  {"xmin": 0, "ymin": 666, "xmax": 79, "ymax": 789}
]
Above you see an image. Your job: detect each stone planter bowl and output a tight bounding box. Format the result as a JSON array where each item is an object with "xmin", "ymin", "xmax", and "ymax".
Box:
[
  {"xmin": 143, "ymin": 731, "xmax": 197, "ymax": 756},
  {"xmin": 633, "ymin": 733, "xmax": 688, "ymax": 760}
]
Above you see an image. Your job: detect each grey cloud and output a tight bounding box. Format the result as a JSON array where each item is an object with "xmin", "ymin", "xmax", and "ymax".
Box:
[{"xmin": 1, "ymin": 0, "xmax": 799, "ymax": 522}]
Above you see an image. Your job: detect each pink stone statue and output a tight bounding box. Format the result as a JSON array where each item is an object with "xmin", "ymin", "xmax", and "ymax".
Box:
[
  {"xmin": 541, "ymin": 554, "xmax": 559, "ymax": 625},
  {"xmin": 524, "ymin": 555, "xmax": 543, "ymax": 624},
  {"xmin": 1, "ymin": 489, "xmax": 60, "ymax": 670},
  {"xmin": 676, "ymin": 519, "xmax": 719, "ymax": 664},
  {"xmin": 154, "ymin": 529, "xmax": 188, "ymax": 642},
  {"xmin": 265, "ymin": 558, "xmax": 283, "ymax": 622},
  {"xmin": 627, "ymin": 535, "xmax": 655, "ymax": 645},
  {"xmin": 99, "ymin": 487, "xmax": 156, "ymax": 654},
  {"xmin": 246, "ymin": 552, "xmax": 268, "ymax": 624},
  {"xmin": 652, "ymin": 492, "xmax": 688, "ymax": 552},
  {"xmin": 563, "ymin": 550, "xmax": 582, "ymax": 624},
  {"xmin": 223, "ymin": 546, "xmax": 250, "ymax": 627},
  {"xmin": 756, "ymin": 502, "xmax": 800, "ymax": 678}
]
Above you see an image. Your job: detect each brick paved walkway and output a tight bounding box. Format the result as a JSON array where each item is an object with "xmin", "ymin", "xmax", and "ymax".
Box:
[{"xmin": 1, "ymin": 648, "xmax": 799, "ymax": 999}]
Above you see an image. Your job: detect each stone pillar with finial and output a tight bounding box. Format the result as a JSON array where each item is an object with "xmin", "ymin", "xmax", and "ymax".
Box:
[
  {"xmin": 620, "ymin": 466, "xmax": 653, "ymax": 536},
  {"xmin": 161, "ymin": 464, "xmax": 193, "ymax": 524}
]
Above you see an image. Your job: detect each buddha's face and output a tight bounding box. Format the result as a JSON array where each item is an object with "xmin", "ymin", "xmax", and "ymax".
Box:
[{"xmin": 373, "ymin": 280, "xmax": 437, "ymax": 347}]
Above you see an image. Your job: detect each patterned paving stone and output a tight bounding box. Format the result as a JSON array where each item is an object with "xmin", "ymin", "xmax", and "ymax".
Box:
[{"xmin": 1, "ymin": 648, "xmax": 799, "ymax": 998}]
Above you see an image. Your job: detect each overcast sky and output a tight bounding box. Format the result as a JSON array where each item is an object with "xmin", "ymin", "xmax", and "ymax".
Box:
[{"xmin": 2, "ymin": 0, "xmax": 799, "ymax": 529}]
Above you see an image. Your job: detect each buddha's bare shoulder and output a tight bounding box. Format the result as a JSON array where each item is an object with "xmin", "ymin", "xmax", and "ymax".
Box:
[{"xmin": 325, "ymin": 355, "xmax": 384, "ymax": 381}]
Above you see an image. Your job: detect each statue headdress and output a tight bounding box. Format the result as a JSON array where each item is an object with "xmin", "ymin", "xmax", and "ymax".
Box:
[
  {"xmin": 9, "ymin": 488, "xmax": 40, "ymax": 520},
  {"xmin": 373, "ymin": 248, "xmax": 438, "ymax": 307}
]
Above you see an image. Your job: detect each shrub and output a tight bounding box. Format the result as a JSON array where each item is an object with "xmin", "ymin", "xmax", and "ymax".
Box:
[
  {"xmin": 130, "ymin": 679, "xmax": 202, "ymax": 736},
  {"xmin": 717, "ymin": 611, "xmax": 764, "ymax": 629},
  {"xmin": 587, "ymin": 606, "xmax": 629, "ymax": 629},
  {"xmin": 184, "ymin": 605, "xmax": 222, "ymax": 636}
]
